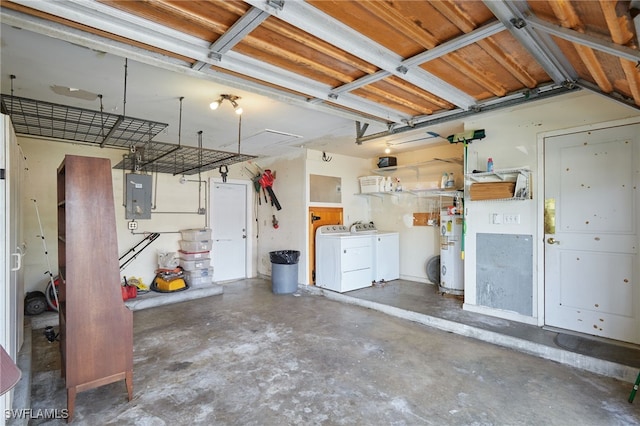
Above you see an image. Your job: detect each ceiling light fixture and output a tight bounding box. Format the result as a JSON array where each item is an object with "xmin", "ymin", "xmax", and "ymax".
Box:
[
  {"xmin": 384, "ymin": 145, "xmax": 391, "ymax": 154},
  {"xmin": 210, "ymin": 94, "xmax": 243, "ymax": 115}
]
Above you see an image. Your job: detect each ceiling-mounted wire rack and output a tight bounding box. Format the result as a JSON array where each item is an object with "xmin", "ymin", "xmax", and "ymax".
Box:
[{"xmin": 0, "ymin": 94, "xmax": 256, "ymax": 175}]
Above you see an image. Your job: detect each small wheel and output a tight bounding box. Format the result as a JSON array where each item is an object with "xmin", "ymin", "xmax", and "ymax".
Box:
[{"xmin": 25, "ymin": 291, "xmax": 47, "ymax": 315}]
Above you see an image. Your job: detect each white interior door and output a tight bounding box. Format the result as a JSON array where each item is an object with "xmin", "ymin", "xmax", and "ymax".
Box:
[
  {"xmin": 544, "ymin": 123, "xmax": 640, "ymax": 343},
  {"xmin": 1, "ymin": 114, "xmax": 24, "ymax": 416},
  {"xmin": 211, "ymin": 181, "xmax": 247, "ymax": 282}
]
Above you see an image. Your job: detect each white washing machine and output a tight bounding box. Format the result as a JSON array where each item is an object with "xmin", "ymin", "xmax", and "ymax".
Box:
[
  {"xmin": 350, "ymin": 223, "xmax": 400, "ymax": 283},
  {"xmin": 315, "ymin": 225, "xmax": 373, "ymax": 293},
  {"xmin": 439, "ymin": 211, "xmax": 464, "ymax": 295}
]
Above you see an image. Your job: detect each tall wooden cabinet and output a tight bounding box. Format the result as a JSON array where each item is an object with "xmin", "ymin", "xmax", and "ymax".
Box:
[{"xmin": 57, "ymin": 155, "xmax": 133, "ymax": 421}]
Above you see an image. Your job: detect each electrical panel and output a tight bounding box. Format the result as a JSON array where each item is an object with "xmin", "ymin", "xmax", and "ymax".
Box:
[{"xmin": 125, "ymin": 173, "xmax": 152, "ymax": 220}]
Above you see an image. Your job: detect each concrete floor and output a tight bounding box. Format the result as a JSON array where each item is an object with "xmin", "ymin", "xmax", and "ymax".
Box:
[
  {"xmin": 345, "ymin": 280, "xmax": 640, "ymax": 378},
  {"xmin": 25, "ymin": 279, "xmax": 639, "ymax": 425}
]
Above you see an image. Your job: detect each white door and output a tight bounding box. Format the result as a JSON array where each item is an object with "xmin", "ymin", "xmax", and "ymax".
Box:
[
  {"xmin": 1, "ymin": 114, "xmax": 24, "ymax": 416},
  {"xmin": 544, "ymin": 123, "xmax": 640, "ymax": 343},
  {"xmin": 211, "ymin": 181, "xmax": 247, "ymax": 282}
]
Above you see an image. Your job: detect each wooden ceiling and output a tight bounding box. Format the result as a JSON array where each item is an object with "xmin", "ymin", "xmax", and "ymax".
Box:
[{"xmin": 2, "ymin": 0, "xmax": 639, "ymax": 142}]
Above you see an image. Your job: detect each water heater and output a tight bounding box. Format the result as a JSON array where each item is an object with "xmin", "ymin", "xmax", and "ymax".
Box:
[{"xmin": 439, "ymin": 211, "xmax": 464, "ymax": 295}]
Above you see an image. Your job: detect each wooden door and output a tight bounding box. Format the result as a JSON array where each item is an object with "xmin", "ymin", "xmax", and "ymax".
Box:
[
  {"xmin": 544, "ymin": 122, "xmax": 639, "ymax": 343},
  {"xmin": 308, "ymin": 207, "xmax": 343, "ymax": 284}
]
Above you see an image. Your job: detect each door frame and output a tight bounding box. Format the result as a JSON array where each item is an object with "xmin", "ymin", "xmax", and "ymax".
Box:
[
  {"xmin": 308, "ymin": 206, "xmax": 343, "ymax": 284},
  {"xmin": 210, "ymin": 177, "xmax": 254, "ymax": 279},
  {"xmin": 536, "ymin": 116, "xmax": 640, "ymax": 326}
]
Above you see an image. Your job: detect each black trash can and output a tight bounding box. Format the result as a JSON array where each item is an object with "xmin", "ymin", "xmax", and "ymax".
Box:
[{"xmin": 269, "ymin": 250, "xmax": 300, "ymax": 294}]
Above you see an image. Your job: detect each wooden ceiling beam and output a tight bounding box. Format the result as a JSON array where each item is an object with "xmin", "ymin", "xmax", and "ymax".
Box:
[
  {"xmin": 484, "ymin": 0, "xmax": 577, "ymax": 84},
  {"xmin": 365, "ymin": 1, "xmax": 440, "ymax": 48},
  {"xmin": 367, "ymin": 0, "xmax": 507, "ymax": 98},
  {"xmin": 356, "ymin": 85, "xmax": 434, "ymax": 116},
  {"xmin": 238, "ymin": 39, "xmax": 355, "ymax": 85},
  {"xmin": 245, "ymin": 0, "xmax": 476, "ymax": 109},
  {"xmin": 549, "ymin": 1, "xmax": 614, "ymax": 94},
  {"xmin": 258, "ymin": 19, "xmax": 378, "ymax": 75},
  {"xmin": 598, "ymin": 0, "xmax": 636, "ymax": 45},
  {"xmin": 431, "ymin": 1, "xmax": 536, "ymax": 89},
  {"xmin": 384, "ymin": 77, "xmax": 455, "ymax": 110},
  {"xmin": 599, "ymin": 0, "xmax": 640, "ymax": 106}
]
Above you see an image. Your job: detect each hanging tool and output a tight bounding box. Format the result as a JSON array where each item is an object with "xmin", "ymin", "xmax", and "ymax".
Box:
[
  {"xmin": 219, "ymin": 165, "xmax": 228, "ymax": 182},
  {"xmin": 272, "ymin": 215, "xmax": 279, "ymax": 229},
  {"xmin": 258, "ymin": 169, "xmax": 281, "ymax": 210},
  {"xmin": 119, "ymin": 232, "xmax": 160, "ymax": 271}
]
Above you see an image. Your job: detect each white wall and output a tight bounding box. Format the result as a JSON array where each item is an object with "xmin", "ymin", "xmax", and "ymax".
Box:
[
  {"xmin": 305, "ymin": 149, "xmax": 371, "ymax": 284},
  {"xmin": 461, "ymin": 90, "xmax": 639, "ymax": 323},
  {"xmin": 19, "ymin": 136, "xmax": 219, "ymax": 293},
  {"xmin": 246, "ymin": 150, "xmax": 307, "ymax": 280},
  {"xmin": 365, "ymin": 143, "xmax": 464, "ymax": 282}
]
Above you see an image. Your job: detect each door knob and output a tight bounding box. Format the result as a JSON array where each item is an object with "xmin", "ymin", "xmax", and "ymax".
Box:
[{"xmin": 547, "ymin": 237, "xmax": 560, "ymax": 245}]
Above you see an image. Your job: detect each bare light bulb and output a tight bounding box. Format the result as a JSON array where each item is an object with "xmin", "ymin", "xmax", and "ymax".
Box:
[
  {"xmin": 384, "ymin": 147, "xmax": 391, "ymax": 154},
  {"xmin": 209, "ymin": 100, "xmax": 221, "ymax": 110}
]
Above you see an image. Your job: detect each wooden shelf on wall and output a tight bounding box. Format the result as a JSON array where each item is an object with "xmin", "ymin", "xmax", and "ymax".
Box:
[{"xmin": 466, "ymin": 168, "xmax": 531, "ymax": 201}]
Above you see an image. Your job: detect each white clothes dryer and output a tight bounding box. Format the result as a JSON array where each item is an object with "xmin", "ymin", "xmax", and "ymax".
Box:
[
  {"xmin": 315, "ymin": 225, "xmax": 373, "ymax": 293},
  {"xmin": 350, "ymin": 223, "xmax": 399, "ymax": 283}
]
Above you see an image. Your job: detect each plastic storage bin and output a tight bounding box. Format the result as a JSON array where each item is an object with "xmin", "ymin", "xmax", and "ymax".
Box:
[
  {"xmin": 186, "ymin": 274, "xmax": 212, "ymax": 287},
  {"xmin": 179, "ymin": 240, "xmax": 213, "ymax": 252},
  {"xmin": 269, "ymin": 250, "xmax": 300, "ymax": 294},
  {"xmin": 359, "ymin": 176, "xmax": 383, "ymax": 193},
  {"xmin": 178, "ymin": 250, "xmax": 210, "ymax": 261},
  {"xmin": 180, "ymin": 228, "xmax": 212, "ymax": 241},
  {"xmin": 183, "ymin": 267, "xmax": 213, "ymax": 280},
  {"xmin": 179, "ymin": 258, "xmax": 211, "ymax": 271}
]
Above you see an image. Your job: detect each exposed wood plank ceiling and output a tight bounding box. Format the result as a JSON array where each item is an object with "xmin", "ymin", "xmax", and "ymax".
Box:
[{"xmin": 1, "ymin": 0, "xmax": 639, "ymax": 147}]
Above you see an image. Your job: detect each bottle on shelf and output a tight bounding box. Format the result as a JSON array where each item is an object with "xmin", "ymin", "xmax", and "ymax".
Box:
[
  {"xmin": 385, "ymin": 176, "xmax": 393, "ymax": 192},
  {"xmin": 440, "ymin": 172, "xmax": 448, "ymax": 189},
  {"xmin": 446, "ymin": 172, "xmax": 455, "ymax": 188},
  {"xmin": 487, "ymin": 157, "xmax": 494, "ymax": 172},
  {"xmin": 379, "ymin": 177, "xmax": 386, "ymax": 192}
]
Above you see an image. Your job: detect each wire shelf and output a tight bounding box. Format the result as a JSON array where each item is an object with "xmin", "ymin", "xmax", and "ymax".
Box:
[
  {"xmin": 1, "ymin": 95, "xmax": 256, "ymax": 174},
  {"xmin": 1, "ymin": 95, "xmax": 167, "ymax": 146}
]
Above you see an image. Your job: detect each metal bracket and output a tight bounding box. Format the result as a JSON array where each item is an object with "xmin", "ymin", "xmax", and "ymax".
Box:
[
  {"xmin": 510, "ymin": 18, "xmax": 527, "ymax": 29},
  {"xmin": 266, "ymin": 0, "xmax": 284, "ymax": 11},
  {"xmin": 355, "ymin": 121, "xmax": 370, "ymax": 144}
]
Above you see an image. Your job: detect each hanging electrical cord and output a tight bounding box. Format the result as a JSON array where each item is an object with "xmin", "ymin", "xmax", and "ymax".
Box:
[
  {"xmin": 198, "ymin": 130, "xmax": 203, "ymax": 213},
  {"xmin": 9, "ymin": 75, "xmax": 15, "ymax": 114},
  {"xmin": 237, "ymin": 113, "xmax": 242, "ymax": 155},
  {"xmin": 98, "ymin": 94, "xmax": 106, "ymax": 144},
  {"xmin": 123, "ymin": 58, "xmax": 128, "ymax": 118}
]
